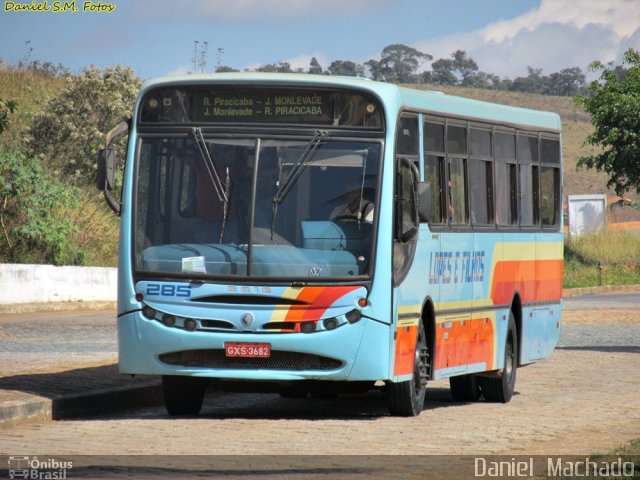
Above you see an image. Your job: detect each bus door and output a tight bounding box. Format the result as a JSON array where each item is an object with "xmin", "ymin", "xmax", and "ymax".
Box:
[{"xmin": 391, "ymin": 116, "xmax": 423, "ymax": 380}]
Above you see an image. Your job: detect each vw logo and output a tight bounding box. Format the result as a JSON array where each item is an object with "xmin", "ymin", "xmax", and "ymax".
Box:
[
  {"xmin": 241, "ymin": 313, "xmax": 254, "ymax": 326},
  {"xmin": 309, "ymin": 266, "xmax": 323, "ymax": 277}
]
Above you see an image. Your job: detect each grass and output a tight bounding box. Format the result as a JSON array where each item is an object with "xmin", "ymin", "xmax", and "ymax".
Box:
[
  {"xmin": 564, "ymin": 230, "xmax": 640, "ymax": 288},
  {"xmin": 68, "ymin": 190, "xmax": 120, "ymax": 267},
  {"xmin": 0, "ymin": 65, "xmax": 65, "ymax": 148}
]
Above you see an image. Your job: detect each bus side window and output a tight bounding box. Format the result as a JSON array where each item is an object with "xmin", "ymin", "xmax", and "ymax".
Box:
[
  {"xmin": 540, "ymin": 138, "xmax": 561, "ymax": 227},
  {"xmin": 495, "ymin": 132, "xmax": 517, "ymax": 226},
  {"xmin": 397, "ymin": 115, "xmax": 420, "ymax": 179},
  {"xmin": 469, "ymin": 128, "xmax": 493, "ymax": 226},
  {"xmin": 397, "ymin": 116, "xmax": 419, "ymax": 157},
  {"xmin": 517, "ymin": 135, "xmax": 539, "ymax": 226},
  {"xmin": 447, "ymin": 124, "xmax": 468, "ymax": 225},
  {"xmin": 424, "ymin": 120, "xmax": 446, "ymax": 224}
]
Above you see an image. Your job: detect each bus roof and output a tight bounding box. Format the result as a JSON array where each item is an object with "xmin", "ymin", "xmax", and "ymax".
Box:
[{"xmin": 139, "ymin": 73, "xmax": 561, "ymax": 132}]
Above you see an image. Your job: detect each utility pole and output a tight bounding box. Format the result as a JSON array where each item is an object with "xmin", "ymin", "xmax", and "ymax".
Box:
[
  {"xmin": 199, "ymin": 41, "xmax": 209, "ymax": 73},
  {"xmin": 192, "ymin": 41, "xmax": 199, "ymax": 73},
  {"xmin": 217, "ymin": 48, "xmax": 224, "ymax": 71}
]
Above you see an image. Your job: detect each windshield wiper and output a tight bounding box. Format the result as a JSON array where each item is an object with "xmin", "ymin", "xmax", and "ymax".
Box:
[
  {"xmin": 271, "ymin": 130, "xmax": 328, "ymax": 239},
  {"xmin": 272, "ymin": 130, "xmax": 328, "ymax": 206},
  {"xmin": 192, "ymin": 127, "xmax": 231, "ymax": 243}
]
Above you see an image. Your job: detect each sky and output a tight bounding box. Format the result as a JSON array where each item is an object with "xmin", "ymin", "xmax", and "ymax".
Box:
[{"xmin": 1, "ymin": 0, "xmax": 639, "ymax": 80}]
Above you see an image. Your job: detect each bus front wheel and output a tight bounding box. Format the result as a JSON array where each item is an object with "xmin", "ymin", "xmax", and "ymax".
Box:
[
  {"xmin": 386, "ymin": 322, "xmax": 428, "ymax": 416},
  {"xmin": 479, "ymin": 313, "xmax": 517, "ymax": 403},
  {"xmin": 162, "ymin": 375, "xmax": 206, "ymax": 416}
]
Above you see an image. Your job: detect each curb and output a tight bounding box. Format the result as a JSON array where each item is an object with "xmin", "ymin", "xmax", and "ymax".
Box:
[{"xmin": 0, "ymin": 382, "xmax": 162, "ymax": 429}]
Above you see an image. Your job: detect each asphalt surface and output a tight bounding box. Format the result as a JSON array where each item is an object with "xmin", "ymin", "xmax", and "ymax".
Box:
[{"xmin": 0, "ymin": 291, "xmax": 638, "ymax": 428}]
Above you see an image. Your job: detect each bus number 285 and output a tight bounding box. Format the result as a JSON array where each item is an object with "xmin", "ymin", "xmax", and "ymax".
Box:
[{"xmin": 145, "ymin": 284, "xmax": 191, "ymax": 298}]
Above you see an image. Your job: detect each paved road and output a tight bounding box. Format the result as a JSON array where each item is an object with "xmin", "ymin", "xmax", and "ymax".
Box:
[
  {"xmin": 563, "ymin": 292, "xmax": 640, "ymax": 309},
  {"xmin": 0, "ymin": 310, "xmax": 117, "ymax": 376}
]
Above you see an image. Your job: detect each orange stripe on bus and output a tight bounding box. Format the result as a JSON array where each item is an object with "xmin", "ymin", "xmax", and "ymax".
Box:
[
  {"xmin": 491, "ymin": 259, "xmax": 562, "ymax": 305},
  {"xmin": 284, "ymin": 286, "xmax": 360, "ymax": 322},
  {"xmin": 434, "ymin": 317, "xmax": 494, "ymax": 371},
  {"xmin": 394, "ymin": 325, "xmax": 418, "ymax": 377}
]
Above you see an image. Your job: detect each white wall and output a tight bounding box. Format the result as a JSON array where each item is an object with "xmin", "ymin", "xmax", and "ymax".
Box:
[{"xmin": 0, "ymin": 263, "xmax": 116, "ymax": 306}]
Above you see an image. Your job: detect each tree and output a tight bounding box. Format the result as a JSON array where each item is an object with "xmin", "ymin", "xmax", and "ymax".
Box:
[
  {"xmin": 328, "ymin": 60, "xmax": 363, "ymax": 77},
  {"xmin": 366, "ymin": 44, "xmax": 432, "ymax": 83},
  {"xmin": 546, "ymin": 67, "xmax": 586, "ymax": 96},
  {"xmin": 26, "ymin": 65, "xmax": 141, "ymax": 182},
  {"xmin": 451, "ymin": 50, "xmax": 479, "ymax": 86},
  {"xmin": 255, "ymin": 62, "xmax": 293, "ymax": 73},
  {"xmin": 510, "ymin": 67, "xmax": 545, "ymax": 93},
  {"xmin": 429, "ymin": 58, "xmax": 457, "ymax": 85},
  {"xmin": 215, "ymin": 65, "xmax": 239, "ymax": 73},
  {"xmin": 308, "ymin": 57, "xmax": 324, "ymax": 75},
  {"xmin": 575, "ymin": 49, "xmax": 640, "ymax": 195}
]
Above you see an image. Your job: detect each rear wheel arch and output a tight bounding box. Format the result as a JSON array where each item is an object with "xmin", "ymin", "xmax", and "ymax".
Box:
[{"xmin": 510, "ymin": 292, "xmax": 523, "ymax": 366}]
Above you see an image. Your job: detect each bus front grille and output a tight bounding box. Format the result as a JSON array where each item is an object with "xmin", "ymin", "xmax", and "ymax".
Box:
[{"xmin": 159, "ymin": 349, "xmax": 343, "ymax": 371}]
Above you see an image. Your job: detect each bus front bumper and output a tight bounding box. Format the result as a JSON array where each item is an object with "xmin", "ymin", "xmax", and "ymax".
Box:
[{"xmin": 117, "ymin": 311, "xmax": 390, "ymax": 381}]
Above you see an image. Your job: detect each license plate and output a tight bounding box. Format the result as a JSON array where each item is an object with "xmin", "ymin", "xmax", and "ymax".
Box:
[{"xmin": 225, "ymin": 342, "xmax": 271, "ymax": 358}]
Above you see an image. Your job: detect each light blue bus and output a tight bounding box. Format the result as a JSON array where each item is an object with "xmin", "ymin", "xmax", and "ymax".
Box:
[{"xmin": 98, "ymin": 73, "xmax": 563, "ymax": 416}]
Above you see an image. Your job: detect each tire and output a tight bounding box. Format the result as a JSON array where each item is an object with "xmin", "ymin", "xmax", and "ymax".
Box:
[
  {"xmin": 450, "ymin": 374, "xmax": 481, "ymax": 402},
  {"xmin": 386, "ymin": 321, "xmax": 429, "ymax": 416},
  {"xmin": 162, "ymin": 375, "xmax": 206, "ymax": 416},
  {"xmin": 480, "ymin": 312, "xmax": 517, "ymax": 403}
]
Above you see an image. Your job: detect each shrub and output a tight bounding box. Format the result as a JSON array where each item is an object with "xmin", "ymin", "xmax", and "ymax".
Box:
[
  {"xmin": 26, "ymin": 65, "xmax": 141, "ymax": 183},
  {"xmin": 0, "ymin": 151, "xmax": 85, "ymax": 265}
]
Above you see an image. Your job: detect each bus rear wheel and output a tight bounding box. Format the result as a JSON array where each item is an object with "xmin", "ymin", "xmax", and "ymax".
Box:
[
  {"xmin": 386, "ymin": 322, "xmax": 428, "ymax": 416},
  {"xmin": 162, "ymin": 375, "xmax": 206, "ymax": 416},
  {"xmin": 479, "ymin": 313, "xmax": 517, "ymax": 403}
]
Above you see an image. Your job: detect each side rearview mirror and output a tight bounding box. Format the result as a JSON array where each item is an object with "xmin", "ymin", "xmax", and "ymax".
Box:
[
  {"xmin": 395, "ymin": 158, "xmax": 420, "ymax": 243},
  {"xmin": 97, "ymin": 120, "xmax": 130, "ymax": 216},
  {"xmin": 97, "ymin": 148, "xmax": 116, "ymax": 191},
  {"xmin": 417, "ymin": 181, "xmax": 431, "ymax": 223}
]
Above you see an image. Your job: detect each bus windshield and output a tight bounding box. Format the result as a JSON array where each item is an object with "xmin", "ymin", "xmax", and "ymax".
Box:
[{"xmin": 135, "ymin": 134, "xmax": 380, "ymax": 280}]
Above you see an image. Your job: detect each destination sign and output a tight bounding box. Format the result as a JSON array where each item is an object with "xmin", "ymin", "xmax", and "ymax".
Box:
[{"xmin": 139, "ymin": 86, "xmax": 383, "ymax": 129}]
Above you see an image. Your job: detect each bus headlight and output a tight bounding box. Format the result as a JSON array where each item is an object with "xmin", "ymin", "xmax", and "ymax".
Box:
[
  {"xmin": 142, "ymin": 306, "xmax": 157, "ymax": 319},
  {"xmin": 346, "ymin": 309, "xmax": 362, "ymax": 324},
  {"xmin": 323, "ymin": 317, "xmax": 338, "ymax": 331},
  {"xmin": 300, "ymin": 322, "xmax": 316, "ymax": 334},
  {"xmin": 162, "ymin": 314, "xmax": 176, "ymax": 327}
]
